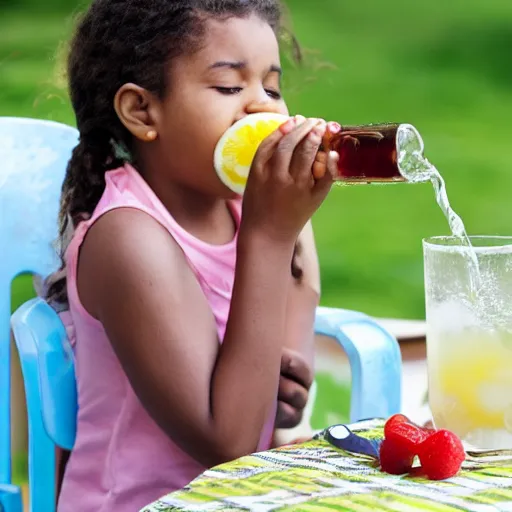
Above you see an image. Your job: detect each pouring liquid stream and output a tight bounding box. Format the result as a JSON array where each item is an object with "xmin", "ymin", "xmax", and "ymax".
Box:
[
  {"xmin": 396, "ymin": 127, "xmax": 482, "ymax": 297},
  {"xmin": 429, "ymin": 164, "xmax": 481, "ymax": 297}
]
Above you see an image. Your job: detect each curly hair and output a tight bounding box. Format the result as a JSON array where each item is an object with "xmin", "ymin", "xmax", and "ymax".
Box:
[{"xmin": 47, "ymin": 0, "xmax": 301, "ymax": 303}]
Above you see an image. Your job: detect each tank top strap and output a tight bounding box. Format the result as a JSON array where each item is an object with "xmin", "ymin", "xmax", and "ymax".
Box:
[{"xmin": 64, "ymin": 164, "xmax": 241, "ymax": 317}]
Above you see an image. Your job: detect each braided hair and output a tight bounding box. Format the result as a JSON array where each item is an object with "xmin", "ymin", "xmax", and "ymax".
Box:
[{"xmin": 47, "ymin": 0, "xmax": 302, "ymax": 303}]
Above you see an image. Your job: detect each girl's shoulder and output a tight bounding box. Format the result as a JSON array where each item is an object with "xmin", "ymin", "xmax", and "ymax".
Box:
[{"xmin": 65, "ymin": 164, "xmax": 165, "ymax": 258}]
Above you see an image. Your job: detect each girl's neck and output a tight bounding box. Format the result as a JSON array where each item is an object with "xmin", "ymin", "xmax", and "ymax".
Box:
[{"xmin": 142, "ymin": 171, "xmax": 237, "ymax": 246}]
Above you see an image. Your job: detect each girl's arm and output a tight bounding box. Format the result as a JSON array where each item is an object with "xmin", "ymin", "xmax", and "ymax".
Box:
[
  {"xmin": 286, "ymin": 221, "xmax": 320, "ymax": 363},
  {"xmin": 275, "ymin": 221, "xmax": 321, "ymax": 430},
  {"xmin": 78, "ymin": 208, "xmax": 293, "ymax": 468}
]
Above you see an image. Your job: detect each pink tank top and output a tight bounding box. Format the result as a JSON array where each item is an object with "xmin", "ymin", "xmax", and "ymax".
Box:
[{"xmin": 57, "ymin": 164, "xmax": 276, "ymax": 512}]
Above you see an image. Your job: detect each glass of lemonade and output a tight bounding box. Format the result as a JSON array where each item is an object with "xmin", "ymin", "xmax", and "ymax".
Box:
[{"xmin": 424, "ymin": 236, "xmax": 512, "ymax": 450}]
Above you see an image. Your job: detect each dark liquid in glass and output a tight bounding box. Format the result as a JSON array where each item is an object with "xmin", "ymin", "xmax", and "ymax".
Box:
[{"xmin": 327, "ymin": 124, "xmax": 404, "ymax": 182}]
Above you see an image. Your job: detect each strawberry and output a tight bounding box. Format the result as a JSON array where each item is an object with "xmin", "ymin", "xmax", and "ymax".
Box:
[
  {"xmin": 418, "ymin": 429, "xmax": 465, "ymax": 480},
  {"xmin": 383, "ymin": 414, "xmax": 409, "ymax": 436},
  {"xmin": 384, "ymin": 415, "xmax": 433, "ymax": 452},
  {"xmin": 380, "ymin": 415, "xmax": 464, "ymax": 480},
  {"xmin": 379, "ymin": 438, "xmax": 415, "ymax": 475},
  {"xmin": 380, "ymin": 414, "xmax": 439, "ymax": 477}
]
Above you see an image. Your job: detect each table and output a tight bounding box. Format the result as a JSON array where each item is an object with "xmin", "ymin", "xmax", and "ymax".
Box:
[{"xmin": 141, "ymin": 419, "xmax": 512, "ymax": 511}]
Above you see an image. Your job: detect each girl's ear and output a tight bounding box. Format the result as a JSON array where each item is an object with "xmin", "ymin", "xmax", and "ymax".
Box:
[{"xmin": 114, "ymin": 83, "xmax": 161, "ymax": 142}]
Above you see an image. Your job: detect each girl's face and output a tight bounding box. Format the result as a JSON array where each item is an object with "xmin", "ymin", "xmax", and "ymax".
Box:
[{"xmin": 148, "ymin": 14, "xmax": 289, "ymax": 197}]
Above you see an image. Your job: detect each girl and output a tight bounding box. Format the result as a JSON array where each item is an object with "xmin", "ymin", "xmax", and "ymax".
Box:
[{"xmin": 48, "ymin": 0, "xmax": 338, "ymax": 510}]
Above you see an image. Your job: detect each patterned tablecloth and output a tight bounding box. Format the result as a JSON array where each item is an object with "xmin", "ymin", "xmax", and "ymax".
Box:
[{"xmin": 141, "ymin": 419, "xmax": 512, "ymax": 511}]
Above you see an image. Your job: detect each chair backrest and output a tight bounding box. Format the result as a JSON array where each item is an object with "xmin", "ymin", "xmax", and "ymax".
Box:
[
  {"xmin": 314, "ymin": 306, "xmax": 402, "ymax": 424},
  {"xmin": 0, "ymin": 117, "xmax": 78, "ymax": 486}
]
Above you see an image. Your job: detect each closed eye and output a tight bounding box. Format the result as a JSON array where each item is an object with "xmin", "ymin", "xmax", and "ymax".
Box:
[
  {"xmin": 214, "ymin": 87, "xmax": 243, "ymax": 95},
  {"xmin": 214, "ymin": 87, "xmax": 282, "ymax": 100},
  {"xmin": 265, "ymin": 89, "xmax": 282, "ymax": 100}
]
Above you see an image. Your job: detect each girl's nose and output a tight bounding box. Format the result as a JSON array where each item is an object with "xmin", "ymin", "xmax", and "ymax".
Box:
[
  {"xmin": 245, "ymin": 101, "xmax": 283, "ymax": 115},
  {"xmin": 234, "ymin": 95, "xmax": 288, "ymax": 123}
]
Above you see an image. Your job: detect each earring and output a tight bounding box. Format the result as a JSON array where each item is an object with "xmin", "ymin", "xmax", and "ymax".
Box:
[{"xmin": 146, "ymin": 130, "xmax": 158, "ymax": 141}]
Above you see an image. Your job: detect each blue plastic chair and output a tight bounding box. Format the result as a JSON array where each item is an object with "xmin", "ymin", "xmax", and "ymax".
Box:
[
  {"xmin": 0, "ymin": 485, "xmax": 22, "ymax": 512},
  {"xmin": 2, "ymin": 117, "xmax": 402, "ymax": 511},
  {"xmin": 0, "ymin": 117, "xmax": 79, "ymax": 510}
]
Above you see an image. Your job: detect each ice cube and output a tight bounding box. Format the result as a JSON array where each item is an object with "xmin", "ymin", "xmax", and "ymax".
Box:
[{"xmin": 477, "ymin": 383, "xmax": 512, "ymax": 413}]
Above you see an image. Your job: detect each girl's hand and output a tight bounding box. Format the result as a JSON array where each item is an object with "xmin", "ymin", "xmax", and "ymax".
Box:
[
  {"xmin": 240, "ymin": 117, "xmax": 338, "ymax": 245},
  {"xmin": 313, "ymin": 121, "xmax": 342, "ymax": 180},
  {"xmin": 275, "ymin": 347, "xmax": 314, "ymax": 429}
]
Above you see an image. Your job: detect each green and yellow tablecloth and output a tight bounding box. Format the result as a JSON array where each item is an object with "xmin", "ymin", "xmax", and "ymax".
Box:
[{"xmin": 141, "ymin": 420, "xmax": 512, "ymax": 511}]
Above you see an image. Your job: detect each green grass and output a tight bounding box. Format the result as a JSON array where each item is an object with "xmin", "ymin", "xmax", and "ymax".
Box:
[
  {"xmin": 311, "ymin": 374, "xmax": 350, "ymax": 430},
  {"xmin": 12, "ymin": 451, "xmax": 28, "ymax": 486},
  {"xmin": 2, "ymin": 1, "xmax": 512, "ymax": 318}
]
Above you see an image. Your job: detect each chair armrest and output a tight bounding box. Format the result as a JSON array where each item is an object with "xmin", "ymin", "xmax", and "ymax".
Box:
[
  {"xmin": 0, "ymin": 484, "xmax": 22, "ymax": 512},
  {"xmin": 314, "ymin": 307, "xmax": 402, "ymax": 422},
  {"xmin": 11, "ymin": 299, "xmax": 60, "ymax": 511}
]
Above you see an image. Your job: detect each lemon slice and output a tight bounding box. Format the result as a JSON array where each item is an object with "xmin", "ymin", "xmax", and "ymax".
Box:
[{"xmin": 214, "ymin": 112, "xmax": 289, "ymax": 195}]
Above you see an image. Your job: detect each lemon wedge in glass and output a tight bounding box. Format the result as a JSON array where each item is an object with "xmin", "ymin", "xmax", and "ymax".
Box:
[{"xmin": 214, "ymin": 112, "xmax": 289, "ymax": 195}]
